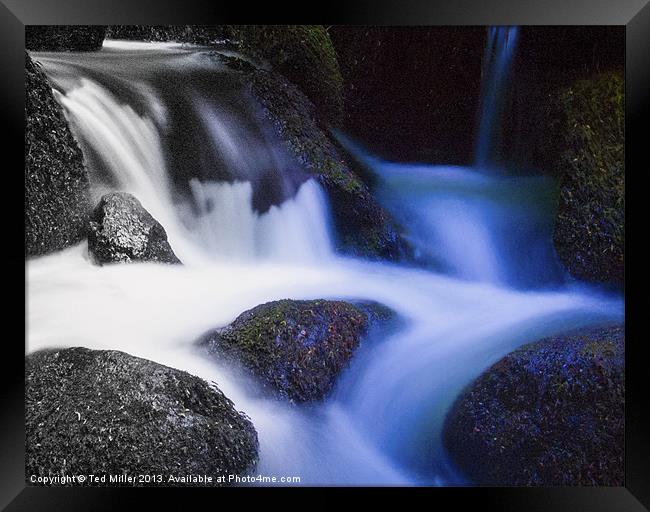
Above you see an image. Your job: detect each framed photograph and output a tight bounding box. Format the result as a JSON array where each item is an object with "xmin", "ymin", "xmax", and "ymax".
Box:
[{"xmin": 3, "ymin": 0, "xmax": 647, "ymax": 509}]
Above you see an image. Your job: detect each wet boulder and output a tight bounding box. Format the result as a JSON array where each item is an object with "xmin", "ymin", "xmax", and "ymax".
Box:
[
  {"xmin": 201, "ymin": 299, "xmax": 388, "ymax": 403},
  {"xmin": 88, "ymin": 192, "xmax": 181, "ymax": 265},
  {"xmin": 26, "ymin": 348, "xmax": 258, "ymax": 486},
  {"xmin": 25, "ymin": 52, "xmax": 90, "ymax": 257},
  {"xmin": 443, "ymin": 325, "xmax": 624, "ymax": 486}
]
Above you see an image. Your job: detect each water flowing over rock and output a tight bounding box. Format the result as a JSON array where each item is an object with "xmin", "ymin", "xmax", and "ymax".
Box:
[
  {"xmin": 247, "ymin": 68, "xmax": 409, "ymax": 260},
  {"xmin": 443, "ymin": 325, "xmax": 624, "ymax": 486},
  {"xmin": 88, "ymin": 192, "xmax": 181, "ymax": 265},
  {"xmin": 25, "ymin": 53, "xmax": 90, "ymax": 256},
  {"xmin": 26, "ymin": 348, "xmax": 259, "ymax": 486},
  {"xmin": 201, "ymin": 299, "xmax": 381, "ymax": 403}
]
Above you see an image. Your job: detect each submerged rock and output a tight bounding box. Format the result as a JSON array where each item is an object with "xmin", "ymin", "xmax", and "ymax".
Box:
[
  {"xmin": 25, "ymin": 52, "xmax": 90, "ymax": 256},
  {"xmin": 26, "ymin": 348, "xmax": 258, "ymax": 486},
  {"xmin": 443, "ymin": 325, "xmax": 624, "ymax": 486},
  {"xmin": 201, "ymin": 299, "xmax": 387, "ymax": 403},
  {"xmin": 88, "ymin": 192, "xmax": 181, "ymax": 265}
]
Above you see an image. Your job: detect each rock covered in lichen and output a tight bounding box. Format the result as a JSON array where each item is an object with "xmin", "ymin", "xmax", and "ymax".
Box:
[
  {"xmin": 26, "ymin": 348, "xmax": 258, "ymax": 486},
  {"xmin": 25, "ymin": 52, "xmax": 90, "ymax": 257},
  {"xmin": 88, "ymin": 192, "xmax": 181, "ymax": 265},
  {"xmin": 443, "ymin": 325, "xmax": 624, "ymax": 486},
  {"xmin": 201, "ymin": 299, "xmax": 389, "ymax": 402}
]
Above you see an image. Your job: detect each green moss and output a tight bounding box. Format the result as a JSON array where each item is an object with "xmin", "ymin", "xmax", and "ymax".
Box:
[
  {"xmin": 228, "ymin": 25, "xmax": 344, "ymax": 126},
  {"xmin": 203, "ymin": 299, "xmax": 370, "ymax": 402},
  {"xmin": 551, "ymin": 71, "xmax": 624, "ymax": 285}
]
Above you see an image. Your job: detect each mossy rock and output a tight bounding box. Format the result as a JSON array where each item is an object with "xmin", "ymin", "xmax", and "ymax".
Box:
[
  {"xmin": 246, "ymin": 67, "xmax": 408, "ymax": 260},
  {"xmin": 443, "ymin": 325, "xmax": 624, "ymax": 486},
  {"xmin": 228, "ymin": 25, "xmax": 343, "ymax": 126},
  {"xmin": 200, "ymin": 299, "xmax": 388, "ymax": 403},
  {"xmin": 26, "ymin": 348, "xmax": 258, "ymax": 486},
  {"xmin": 549, "ymin": 72, "xmax": 624, "ymax": 286},
  {"xmin": 25, "ymin": 52, "xmax": 90, "ymax": 256},
  {"xmin": 26, "ymin": 26, "xmax": 107, "ymax": 51}
]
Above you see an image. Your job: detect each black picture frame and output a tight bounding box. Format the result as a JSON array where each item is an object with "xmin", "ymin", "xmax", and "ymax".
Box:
[{"xmin": 3, "ymin": 0, "xmax": 648, "ymax": 509}]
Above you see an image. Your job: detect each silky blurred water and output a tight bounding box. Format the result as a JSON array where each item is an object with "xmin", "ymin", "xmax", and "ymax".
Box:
[{"xmin": 27, "ymin": 39, "xmax": 623, "ymax": 485}]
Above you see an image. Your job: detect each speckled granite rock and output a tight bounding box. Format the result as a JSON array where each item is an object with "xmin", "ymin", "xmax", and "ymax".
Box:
[
  {"xmin": 26, "ymin": 348, "xmax": 258, "ymax": 486},
  {"xmin": 443, "ymin": 325, "xmax": 624, "ymax": 486},
  {"xmin": 88, "ymin": 192, "xmax": 180, "ymax": 265}
]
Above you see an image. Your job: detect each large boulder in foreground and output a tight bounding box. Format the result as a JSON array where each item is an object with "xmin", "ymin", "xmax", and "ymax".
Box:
[
  {"xmin": 88, "ymin": 192, "xmax": 181, "ymax": 265},
  {"xmin": 26, "ymin": 348, "xmax": 258, "ymax": 486},
  {"xmin": 443, "ymin": 325, "xmax": 624, "ymax": 486},
  {"xmin": 25, "ymin": 52, "xmax": 90, "ymax": 257},
  {"xmin": 201, "ymin": 300, "xmax": 389, "ymax": 403},
  {"xmin": 26, "ymin": 26, "xmax": 107, "ymax": 52}
]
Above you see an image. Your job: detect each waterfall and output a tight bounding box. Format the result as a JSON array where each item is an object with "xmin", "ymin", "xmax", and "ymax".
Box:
[
  {"xmin": 336, "ymin": 134, "xmax": 564, "ymax": 288},
  {"xmin": 36, "ymin": 41, "xmax": 332, "ymax": 265},
  {"xmin": 27, "ymin": 40, "xmax": 622, "ymax": 486},
  {"xmin": 475, "ymin": 26, "xmax": 519, "ymax": 169}
]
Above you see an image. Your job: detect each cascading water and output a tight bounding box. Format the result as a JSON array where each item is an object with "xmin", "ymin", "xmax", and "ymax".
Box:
[
  {"xmin": 36, "ymin": 40, "xmax": 330, "ymax": 265},
  {"xmin": 475, "ymin": 26, "xmax": 519, "ymax": 170},
  {"xmin": 27, "ymin": 38, "xmax": 623, "ymax": 485}
]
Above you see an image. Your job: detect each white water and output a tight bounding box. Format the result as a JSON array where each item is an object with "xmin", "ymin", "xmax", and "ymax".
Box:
[{"xmin": 27, "ymin": 40, "xmax": 624, "ymax": 485}]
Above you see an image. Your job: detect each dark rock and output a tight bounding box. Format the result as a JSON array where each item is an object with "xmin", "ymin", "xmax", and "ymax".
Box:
[
  {"xmin": 25, "ymin": 52, "xmax": 90, "ymax": 257},
  {"xmin": 228, "ymin": 25, "xmax": 344, "ymax": 126},
  {"xmin": 201, "ymin": 299, "xmax": 385, "ymax": 403},
  {"xmin": 550, "ymin": 73, "xmax": 624, "ymax": 286},
  {"xmin": 247, "ymin": 69, "xmax": 409, "ymax": 260},
  {"xmin": 26, "ymin": 26, "xmax": 107, "ymax": 52},
  {"xmin": 106, "ymin": 25, "xmax": 229, "ymax": 46},
  {"xmin": 88, "ymin": 192, "xmax": 181, "ymax": 265},
  {"xmin": 108, "ymin": 25, "xmax": 343, "ymax": 126},
  {"xmin": 496, "ymin": 29, "xmax": 624, "ymax": 286},
  {"xmin": 26, "ymin": 348, "xmax": 258, "ymax": 486},
  {"xmin": 443, "ymin": 325, "xmax": 624, "ymax": 486}
]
